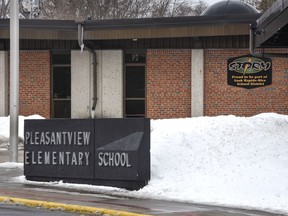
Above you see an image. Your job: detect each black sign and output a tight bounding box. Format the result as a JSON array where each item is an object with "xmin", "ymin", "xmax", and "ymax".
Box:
[
  {"xmin": 227, "ymin": 55, "xmax": 272, "ymax": 89},
  {"xmin": 24, "ymin": 119, "xmax": 94, "ymax": 179},
  {"xmin": 94, "ymin": 119, "xmax": 150, "ymax": 181},
  {"xmin": 24, "ymin": 118, "xmax": 150, "ymax": 190}
]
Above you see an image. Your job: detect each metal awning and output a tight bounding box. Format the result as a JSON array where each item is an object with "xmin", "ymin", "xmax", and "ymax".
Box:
[{"xmin": 252, "ymin": 0, "xmax": 288, "ymax": 48}]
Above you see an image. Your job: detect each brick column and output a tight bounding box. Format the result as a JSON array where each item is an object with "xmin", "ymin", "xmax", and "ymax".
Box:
[
  {"xmin": 146, "ymin": 49, "xmax": 191, "ymax": 119},
  {"xmin": 19, "ymin": 51, "xmax": 51, "ymax": 118}
]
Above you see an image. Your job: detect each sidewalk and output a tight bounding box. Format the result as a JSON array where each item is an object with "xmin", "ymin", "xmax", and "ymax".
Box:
[
  {"xmin": 0, "ymin": 149, "xmax": 151, "ymax": 216},
  {"xmin": 0, "ymin": 149, "xmax": 285, "ymax": 216}
]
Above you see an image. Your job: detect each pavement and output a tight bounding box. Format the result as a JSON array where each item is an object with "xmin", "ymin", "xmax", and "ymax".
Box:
[
  {"xmin": 0, "ymin": 149, "xmax": 287, "ymax": 216},
  {"xmin": 0, "ymin": 149, "xmax": 144, "ymax": 216},
  {"xmin": 0, "ymin": 149, "xmax": 149, "ymax": 216}
]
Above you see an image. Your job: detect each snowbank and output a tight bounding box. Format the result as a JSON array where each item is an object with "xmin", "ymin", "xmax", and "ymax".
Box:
[
  {"xmin": 137, "ymin": 113, "xmax": 288, "ymax": 214},
  {"xmin": 0, "ymin": 115, "xmax": 44, "ymax": 148},
  {"xmin": 2, "ymin": 113, "xmax": 288, "ymax": 214}
]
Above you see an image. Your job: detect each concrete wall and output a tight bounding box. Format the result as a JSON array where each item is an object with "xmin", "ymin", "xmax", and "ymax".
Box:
[
  {"xmin": 191, "ymin": 49, "xmax": 204, "ymax": 117},
  {"xmin": 0, "ymin": 51, "xmax": 8, "ymax": 116},
  {"xmin": 96, "ymin": 50, "xmax": 123, "ymax": 118},
  {"xmin": 71, "ymin": 50, "xmax": 92, "ymax": 118},
  {"xmin": 71, "ymin": 50, "xmax": 123, "ymax": 119}
]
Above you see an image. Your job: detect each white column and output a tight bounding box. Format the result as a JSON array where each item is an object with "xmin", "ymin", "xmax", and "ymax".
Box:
[
  {"xmin": 71, "ymin": 50, "xmax": 123, "ymax": 119},
  {"xmin": 71, "ymin": 50, "xmax": 91, "ymax": 118},
  {"xmin": 0, "ymin": 51, "xmax": 8, "ymax": 116},
  {"xmin": 101, "ymin": 50, "xmax": 123, "ymax": 118},
  {"xmin": 191, "ymin": 49, "xmax": 204, "ymax": 117}
]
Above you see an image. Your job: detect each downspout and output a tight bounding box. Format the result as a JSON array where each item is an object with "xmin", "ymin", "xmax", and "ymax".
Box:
[
  {"xmin": 250, "ymin": 23, "xmax": 288, "ymax": 58},
  {"xmin": 77, "ymin": 23, "xmax": 97, "ymax": 118}
]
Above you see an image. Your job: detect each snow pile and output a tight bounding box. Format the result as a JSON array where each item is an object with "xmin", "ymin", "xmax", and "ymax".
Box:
[
  {"xmin": 1, "ymin": 113, "xmax": 288, "ymax": 214},
  {"xmin": 0, "ymin": 115, "xmax": 44, "ymax": 148},
  {"xmin": 136, "ymin": 113, "xmax": 288, "ymax": 214},
  {"xmin": 0, "ymin": 162, "xmax": 23, "ymax": 169}
]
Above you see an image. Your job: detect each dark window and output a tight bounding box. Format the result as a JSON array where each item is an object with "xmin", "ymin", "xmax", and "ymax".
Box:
[
  {"xmin": 124, "ymin": 50, "xmax": 146, "ymax": 118},
  {"xmin": 126, "ymin": 66, "xmax": 145, "ymax": 98},
  {"xmin": 53, "ymin": 67, "xmax": 71, "ymax": 99},
  {"xmin": 51, "ymin": 51, "xmax": 71, "ymax": 118},
  {"xmin": 52, "ymin": 52, "xmax": 71, "ymax": 65},
  {"xmin": 126, "ymin": 100, "xmax": 145, "ymax": 116}
]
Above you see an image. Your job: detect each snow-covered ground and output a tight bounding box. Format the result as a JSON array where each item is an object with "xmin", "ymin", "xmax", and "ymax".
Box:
[
  {"xmin": 0, "ymin": 115, "xmax": 44, "ymax": 148},
  {"xmin": 1, "ymin": 113, "xmax": 288, "ymax": 215}
]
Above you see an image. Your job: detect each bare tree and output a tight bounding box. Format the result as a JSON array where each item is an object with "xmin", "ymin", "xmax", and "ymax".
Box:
[
  {"xmin": 0, "ymin": 0, "xmax": 10, "ymax": 18},
  {"xmin": 39, "ymin": 0, "xmax": 152, "ymax": 20},
  {"xmin": 35, "ymin": 0, "xmax": 209, "ymax": 20},
  {"xmin": 151, "ymin": 0, "xmax": 203, "ymax": 17},
  {"xmin": 241, "ymin": 0, "xmax": 277, "ymax": 12},
  {"xmin": 19, "ymin": 0, "xmax": 31, "ymax": 19},
  {"xmin": 151, "ymin": 0, "xmax": 172, "ymax": 17},
  {"xmin": 257, "ymin": 0, "xmax": 277, "ymax": 12},
  {"xmin": 191, "ymin": 0, "xmax": 208, "ymax": 15},
  {"xmin": 40, "ymin": 0, "xmax": 76, "ymax": 20},
  {"xmin": 115, "ymin": 0, "xmax": 152, "ymax": 19},
  {"xmin": 241, "ymin": 0, "xmax": 260, "ymax": 8},
  {"xmin": 170, "ymin": 0, "xmax": 192, "ymax": 17}
]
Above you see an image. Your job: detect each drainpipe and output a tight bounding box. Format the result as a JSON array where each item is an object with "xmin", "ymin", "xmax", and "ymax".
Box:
[
  {"xmin": 77, "ymin": 23, "xmax": 97, "ymax": 118},
  {"xmin": 250, "ymin": 24, "xmax": 288, "ymax": 58}
]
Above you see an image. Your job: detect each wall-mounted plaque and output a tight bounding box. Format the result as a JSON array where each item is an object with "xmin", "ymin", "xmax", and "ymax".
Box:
[{"xmin": 227, "ymin": 55, "xmax": 272, "ymax": 89}]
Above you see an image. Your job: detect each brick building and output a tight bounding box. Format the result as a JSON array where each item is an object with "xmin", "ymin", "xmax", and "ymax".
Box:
[{"xmin": 0, "ymin": 1, "xmax": 287, "ymax": 119}]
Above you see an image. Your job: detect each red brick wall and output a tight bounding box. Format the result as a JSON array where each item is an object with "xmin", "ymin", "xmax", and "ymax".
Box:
[
  {"xmin": 204, "ymin": 49, "xmax": 288, "ymax": 116},
  {"xmin": 18, "ymin": 51, "xmax": 51, "ymax": 118},
  {"xmin": 146, "ymin": 49, "xmax": 191, "ymax": 119},
  {"xmin": 7, "ymin": 49, "xmax": 287, "ymax": 119}
]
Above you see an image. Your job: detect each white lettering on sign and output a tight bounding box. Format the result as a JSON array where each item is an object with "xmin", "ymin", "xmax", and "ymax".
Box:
[
  {"xmin": 25, "ymin": 131, "xmax": 91, "ymax": 146},
  {"xmin": 25, "ymin": 151, "xmax": 90, "ymax": 166},
  {"xmin": 98, "ymin": 152, "xmax": 131, "ymax": 167}
]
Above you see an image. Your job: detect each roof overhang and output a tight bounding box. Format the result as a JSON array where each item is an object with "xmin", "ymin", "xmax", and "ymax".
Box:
[
  {"xmin": 0, "ymin": 19, "xmax": 78, "ymax": 40},
  {"xmin": 0, "ymin": 14, "xmax": 260, "ymax": 41},
  {"xmin": 75, "ymin": 14, "xmax": 260, "ymax": 40}
]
